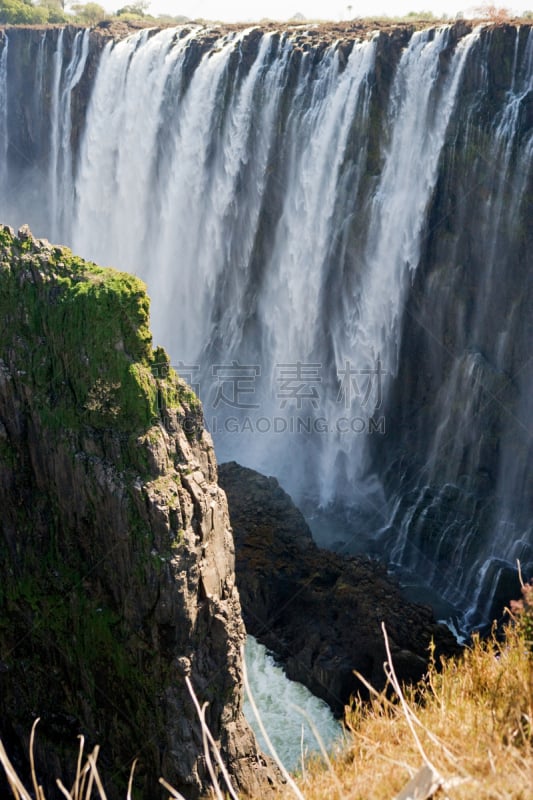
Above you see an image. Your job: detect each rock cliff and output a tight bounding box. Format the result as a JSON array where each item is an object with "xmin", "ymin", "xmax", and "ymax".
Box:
[
  {"xmin": 0, "ymin": 225, "xmax": 278, "ymax": 799},
  {"xmin": 219, "ymin": 461, "xmax": 461, "ymax": 716}
]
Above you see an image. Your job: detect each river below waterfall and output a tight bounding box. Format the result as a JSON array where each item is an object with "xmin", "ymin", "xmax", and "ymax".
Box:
[{"xmin": 244, "ymin": 635, "xmax": 344, "ymax": 771}]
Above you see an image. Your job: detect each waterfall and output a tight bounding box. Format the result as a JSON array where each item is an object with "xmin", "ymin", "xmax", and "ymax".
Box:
[
  {"xmin": 251, "ymin": 36, "xmax": 378, "ymax": 503},
  {"xmin": 73, "ymin": 26, "xmax": 192, "ymax": 264},
  {"xmin": 49, "ymin": 29, "xmax": 89, "ymax": 241},
  {"xmin": 457, "ymin": 27, "xmax": 533, "ymax": 627},
  {"xmin": 0, "ymin": 33, "xmax": 8, "ymax": 215},
  {"xmin": 48, "ymin": 28, "xmax": 65, "ymax": 239},
  {"xmin": 71, "ymin": 27, "xmax": 382, "ymax": 501},
  {"xmin": 380, "ymin": 26, "xmax": 533, "ymax": 628},
  {"xmin": 0, "ymin": 23, "xmax": 531, "ymax": 630},
  {"xmin": 320, "ymin": 27, "xmax": 478, "ymax": 504},
  {"xmin": 0, "ymin": 28, "xmax": 89, "ymax": 239}
]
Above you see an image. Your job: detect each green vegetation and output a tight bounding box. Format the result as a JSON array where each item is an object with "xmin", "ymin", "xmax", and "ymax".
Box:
[
  {"xmin": 1, "ymin": 2, "xmax": 532, "ymax": 27},
  {"xmin": 69, "ymin": 2, "xmax": 107, "ymax": 24},
  {"xmin": 0, "ymin": 0, "xmax": 189, "ymax": 26},
  {"xmin": 0, "ymin": 0, "xmax": 51, "ymax": 24},
  {"xmin": 0, "ymin": 553, "xmax": 163, "ymax": 794},
  {"xmin": 1, "ymin": 569, "xmax": 150, "ymax": 706},
  {"xmin": 0, "ymin": 224, "xmax": 204, "ymax": 795},
  {"xmin": 0, "ymin": 225, "xmax": 199, "ymax": 434}
]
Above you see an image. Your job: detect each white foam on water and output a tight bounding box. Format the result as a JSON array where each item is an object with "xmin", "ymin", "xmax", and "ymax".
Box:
[{"xmin": 243, "ymin": 635, "xmax": 345, "ymax": 772}]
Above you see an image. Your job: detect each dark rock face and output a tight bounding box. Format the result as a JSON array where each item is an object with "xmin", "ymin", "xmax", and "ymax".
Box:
[
  {"xmin": 218, "ymin": 461, "xmax": 460, "ymax": 716},
  {"xmin": 0, "ymin": 227, "xmax": 279, "ymax": 799},
  {"xmin": 371, "ymin": 23, "xmax": 533, "ymax": 624}
]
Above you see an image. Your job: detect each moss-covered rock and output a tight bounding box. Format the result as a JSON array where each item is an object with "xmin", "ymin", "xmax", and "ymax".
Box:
[{"xmin": 0, "ymin": 225, "xmax": 279, "ymax": 799}]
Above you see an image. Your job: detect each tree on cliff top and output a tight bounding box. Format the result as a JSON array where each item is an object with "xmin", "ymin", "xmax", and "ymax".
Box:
[
  {"xmin": 0, "ymin": 0, "xmax": 70, "ymax": 24},
  {"xmin": 0, "ymin": 0, "xmax": 48, "ymax": 24},
  {"xmin": 116, "ymin": 0, "xmax": 148, "ymax": 15},
  {"xmin": 70, "ymin": 1, "xmax": 107, "ymax": 23}
]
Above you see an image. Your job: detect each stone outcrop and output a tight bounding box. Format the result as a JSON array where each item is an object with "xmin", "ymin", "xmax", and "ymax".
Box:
[
  {"xmin": 0, "ymin": 226, "xmax": 279, "ymax": 799},
  {"xmin": 219, "ymin": 461, "xmax": 461, "ymax": 716}
]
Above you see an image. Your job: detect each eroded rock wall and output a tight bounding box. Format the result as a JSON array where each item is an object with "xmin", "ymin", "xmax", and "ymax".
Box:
[{"xmin": 0, "ymin": 225, "xmax": 278, "ymax": 799}]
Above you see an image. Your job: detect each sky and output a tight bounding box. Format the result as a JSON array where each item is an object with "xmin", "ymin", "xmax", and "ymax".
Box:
[{"xmin": 104, "ymin": 0, "xmax": 533, "ymax": 21}]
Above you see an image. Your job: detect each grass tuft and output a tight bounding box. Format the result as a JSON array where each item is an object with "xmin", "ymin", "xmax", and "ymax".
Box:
[{"xmin": 279, "ymin": 581, "xmax": 533, "ymax": 800}]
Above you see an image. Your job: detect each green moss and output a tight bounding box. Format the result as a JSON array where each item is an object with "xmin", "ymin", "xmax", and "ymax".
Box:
[
  {"xmin": 0, "ymin": 542, "xmax": 163, "ymax": 785},
  {"xmin": 0, "ymin": 226, "xmax": 201, "ymax": 435}
]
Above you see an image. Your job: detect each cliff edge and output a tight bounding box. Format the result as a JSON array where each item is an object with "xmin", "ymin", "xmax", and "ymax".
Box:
[{"xmin": 0, "ymin": 225, "xmax": 278, "ymax": 799}]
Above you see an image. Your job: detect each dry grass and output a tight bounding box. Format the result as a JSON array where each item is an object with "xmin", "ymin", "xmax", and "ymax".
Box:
[
  {"xmin": 0, "ymin": 729, "xmax": 140, "ymax": 800},
  {"xmin": 1, "ymin": 586, "xmax": 532, "ymax": 800},
  {"xmin": 277, "ymin": 585, "xmax": 533, "ymax": 800}
]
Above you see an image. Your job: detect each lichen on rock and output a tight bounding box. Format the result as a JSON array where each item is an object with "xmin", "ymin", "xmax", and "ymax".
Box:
[{"xmin": 0, "ymin": 225, "xmax": 279, "ymax": 799}]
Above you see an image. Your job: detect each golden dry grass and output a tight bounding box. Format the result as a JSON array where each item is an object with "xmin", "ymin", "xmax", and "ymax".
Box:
[{"xmin": 277, "ymin": 588, "xmax": 533, "ymax": 800}]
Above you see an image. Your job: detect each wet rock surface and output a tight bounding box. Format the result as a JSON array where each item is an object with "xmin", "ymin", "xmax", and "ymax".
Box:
[{"xmin": 219, "ymin": 461, "xmax": 461, "ymax": 715}]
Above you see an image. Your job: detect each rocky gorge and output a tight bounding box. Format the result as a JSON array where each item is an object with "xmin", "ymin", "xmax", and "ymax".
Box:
[
  {"xmin": 0, "ymin": 224, "xmax": 463, "ymax": 797},
  {"xmin": 219, "ymin": 462, "xmax": 460, "ymax": 716},
  {"xmin": 0, "ymin": 15, "xmax": 531, "ymax": 797}
]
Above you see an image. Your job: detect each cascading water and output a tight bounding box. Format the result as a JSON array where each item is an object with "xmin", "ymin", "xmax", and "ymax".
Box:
[
  {"xmin": 319, "ymin": 26, "xmax": 477, "ymax": 505},
  {"xmin": 0, "ymin": 33, "xmax": 8, "ymax": 211},
  {"xmin": 48, "ymin": 28, "xmax": 65, "ymax": 239},
  {"xmin": 0, "ymin": 22, "xmax": 531, "ymax": 631},
  {"xmin": 0, "ymin": 27, "xmax": 89, "ymax": 237},
  {"xmin": 381, "ymin": 25, "xmax": 533, "ymax": 628},
  {"xmin": 48, "ymin": 28, "xmax": 89, "ymax": 242}
]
